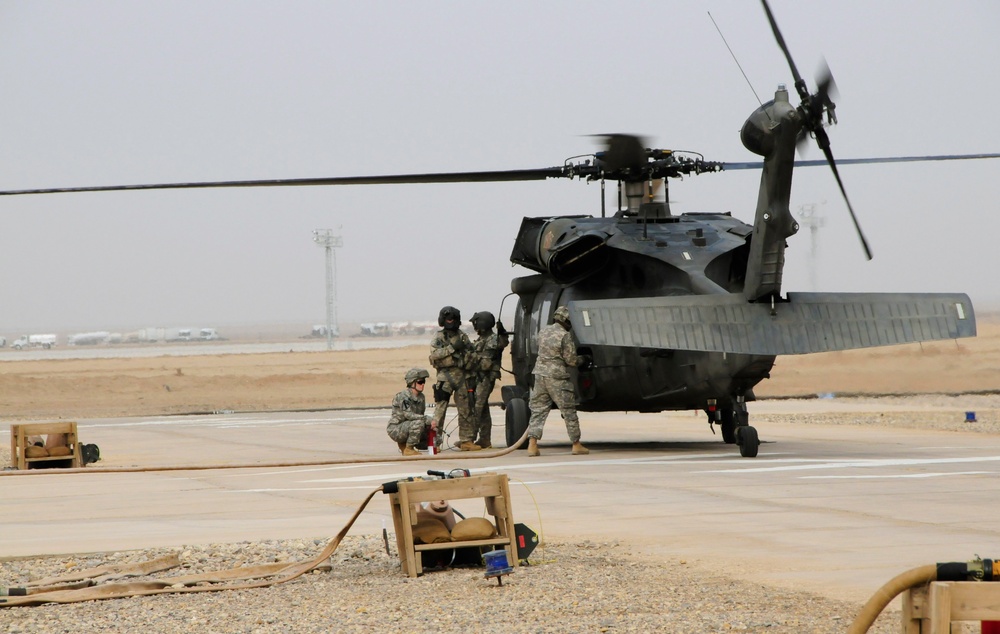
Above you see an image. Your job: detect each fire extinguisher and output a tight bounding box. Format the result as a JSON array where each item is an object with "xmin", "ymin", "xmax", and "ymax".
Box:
[{"xmin": 427, "ymin": 423, "xmax": 436, "ymax": 455}]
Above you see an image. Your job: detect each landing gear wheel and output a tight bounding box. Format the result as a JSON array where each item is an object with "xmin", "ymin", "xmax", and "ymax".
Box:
[
  {"xmin": 719, "ymin": 409, "xmax": 737, "ymax": 444},
  {"xmin": 505, "ymin": 397, "xmax": 529, "ymax": 449},
  {"xmin": 737, "ymin": 425, "xmax": 759, "ymax": 458}
]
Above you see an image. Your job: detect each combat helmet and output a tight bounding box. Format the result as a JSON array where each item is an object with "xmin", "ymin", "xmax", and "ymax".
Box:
[
  {"xmin": 405, "ymin": 367, "xmax": 430, "ymax": 387},
  {"xmin": 470, "ymin": 311, "xmax": 496, "ymax": 333},
  {"xmin": 552, "ymin": 305, "xmax": 571, "ymax": 326},
  {"xmin": 438, "ymin": 305, "xmax": 461, "ymax": 330}
]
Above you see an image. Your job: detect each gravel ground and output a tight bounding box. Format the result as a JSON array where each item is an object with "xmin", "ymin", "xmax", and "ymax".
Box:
[
  {"xmin": 3, "ymin": 396, "xmax": 998, "ymax": 633},
  {"xmin": 0, "ymin": 536, "xmax": 902, "ymax": 634}
]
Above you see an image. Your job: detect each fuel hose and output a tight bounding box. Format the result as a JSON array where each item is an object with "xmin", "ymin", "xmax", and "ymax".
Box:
[{"xmin": 0, "ymin": 428, "xmax": 530, "ymax": 477}]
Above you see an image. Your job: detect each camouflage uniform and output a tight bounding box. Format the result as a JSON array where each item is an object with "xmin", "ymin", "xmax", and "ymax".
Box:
[
  {"xmin": 470, "ymin": 330, "xmax": 508, "ymax": 447},
  {"xmin": 527, "ymin": 321, "xmax": 583, "ymax": 442},
  {"xmin": 429, "ymin": 328, "xmax": 475, "ymax": 443},
  {"xmin": 386, "ymin": 388, "xmax": 430, "ymax": 447}
]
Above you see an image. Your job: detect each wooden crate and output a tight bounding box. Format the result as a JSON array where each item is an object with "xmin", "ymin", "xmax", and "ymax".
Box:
[
  {"xmin": 9, "ymin": 422, "xmax": 81, "ymax": 470},
  {"xmin": 902, "ymin": 581, "xmax": 1000, "ymax": 633},
  {"xmin": 387, "ymin": 472, "xmax": 518, "ymax": 577}
]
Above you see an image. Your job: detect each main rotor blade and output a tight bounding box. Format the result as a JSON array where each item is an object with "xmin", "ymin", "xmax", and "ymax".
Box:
[
  {"xmin": 3, "ymin": 152, "xmax": 996, "ymax": 197},
  {"xmin": 0, "ymin": 167, "xmax": 566, "ymax": 197},
  {"xmin": 721, "ymin": 152, "xmax": 1000, "ymax": 170}
]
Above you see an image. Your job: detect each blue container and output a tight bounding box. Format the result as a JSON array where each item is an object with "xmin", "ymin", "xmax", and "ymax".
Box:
[
  {"xmin": 483, "ymin": 549, "xmax": 513, "ymax": 578},
  {"xmin": 966, "ymin": 411, "xmax": 977, "ymax": 423}
]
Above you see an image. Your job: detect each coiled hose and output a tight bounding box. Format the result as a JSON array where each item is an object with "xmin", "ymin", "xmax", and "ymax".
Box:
[{"xmin": 1, "ymin": 485, "xmax": 383, "ymax": 606}]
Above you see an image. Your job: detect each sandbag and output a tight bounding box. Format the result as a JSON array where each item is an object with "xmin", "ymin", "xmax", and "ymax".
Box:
[
  {"xmin": 24, "ymin": 446, "xmax": 48, "ymax": 459},
  {"xmin": 450, "ymin": 517, "xmax": 496, "ymax": 541},
  {"xmin": 412, "ymin": 517, "xmax": 451, "ymax": 544},
  {"xmin": 47, "ymin": 446, "xmax": 72, "ymax": 457}
]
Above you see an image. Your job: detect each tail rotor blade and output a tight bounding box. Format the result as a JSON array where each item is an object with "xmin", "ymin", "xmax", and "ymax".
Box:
[
  {"xmin": 760, "ymin": 0, "xmax": 807, "ymax": 98},
  {"xmin": 815, "ymin": 128, "xmax": 872, "ymax": 259},
  {"xmin": 815, "ymin": 59, "xmax": 839, "ymax": 125}
]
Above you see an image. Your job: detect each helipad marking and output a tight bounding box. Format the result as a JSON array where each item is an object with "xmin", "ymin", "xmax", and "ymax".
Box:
[
  {"xmin": 802, "ymin": 471, "xmax": 992, "ymax": 479},
  {"xmin": 296, "ymin": 454, "xmax": 816, "ymax": 485},
  {"xmin": 696, "ymin": 455, "xmax": 1000, "ymax": 474},
  {"xmin": 298, "ymin": 454, "xmax": 736, "ymax": 484},
  {"xmin": 200, "ymin": 463, "xmax": 398, "ymax": 479},
  {"xmin": 79, "ymin": 415, "xmax": 384, "ymax": 429},
  {"xmin": 220, "ymin": 479, "xmax": 556, "ymax": 493}
]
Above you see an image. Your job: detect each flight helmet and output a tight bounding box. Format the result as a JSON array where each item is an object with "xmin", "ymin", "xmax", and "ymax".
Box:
[
  {"xmin": 470, "ymin": 311, "xmax": 496, "ymax": 333},
  {"xmin": 438, "ymin": 306, "xmax": 461, "ymax": 330}
]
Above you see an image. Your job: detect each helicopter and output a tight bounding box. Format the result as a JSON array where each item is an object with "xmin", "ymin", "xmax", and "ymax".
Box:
[{"xmin": 0, "ymin": 1, "xmax": 995, "ymax": 458}]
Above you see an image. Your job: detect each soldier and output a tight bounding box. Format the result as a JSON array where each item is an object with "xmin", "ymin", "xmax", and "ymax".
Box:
[
  {"xmin": 429, "ymin": 305, "xmax": 480, "ymax": 451},
  {"xmin": 386, "ymin": 367, "xmax": 435, "ymax": 456},
  {"xmin": 526, "ymin": 305, "xmax": 590, "ymax": 457},
  {"xmin": 468, "ymin": 311, "xmax": 509, "ymax": 449}
]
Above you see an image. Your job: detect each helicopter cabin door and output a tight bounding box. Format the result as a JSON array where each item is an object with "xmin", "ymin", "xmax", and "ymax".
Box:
[
  {"xmin": 529, "ymin": 288, "xmax": 566, "ymax": 354},
  {"xmin": 511, "ymin": 286, "xmax": 563, "ymax": 389}
]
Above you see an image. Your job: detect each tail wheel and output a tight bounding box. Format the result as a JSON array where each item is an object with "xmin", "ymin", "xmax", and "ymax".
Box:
[{"xmin": 505, "ymin": 397, "xmax": 529, "ymax": 449}]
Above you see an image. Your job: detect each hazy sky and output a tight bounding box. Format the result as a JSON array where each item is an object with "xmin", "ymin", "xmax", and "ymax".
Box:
[{"xmin": 1, "ymin": 1, "xmax": 997, "ymax": 334}]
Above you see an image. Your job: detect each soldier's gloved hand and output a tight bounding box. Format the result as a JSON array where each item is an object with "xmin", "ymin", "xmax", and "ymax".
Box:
[
  {"xmin": 497, "ymin": 321, "xmax": 507, "ymax": 336},
  {"xmin": 451, "ymin": 338, "xmax": 466, "ymax": 352},
  {"xmin": 579, "ymin": 355, "xmax": 595, "ymax": 371}
]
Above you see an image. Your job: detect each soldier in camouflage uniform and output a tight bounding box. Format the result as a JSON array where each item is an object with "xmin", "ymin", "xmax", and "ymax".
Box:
[
  {"xmin": 469, "ymin": 311, "xmax": 509, "ymax": 449},
  {"xmin": 386, "ymin": 367, "xmax": 434, "ymax": 456},
  {"xmin": 526, "ymin": 305, "xmax": 590, "ymax": 457},
  {"xmin": 429, "ymin": 306, "xmax": 480, "ymax": 452}
]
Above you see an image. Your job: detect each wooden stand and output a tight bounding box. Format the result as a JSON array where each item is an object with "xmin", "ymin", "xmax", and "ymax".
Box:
[
  {"xmin": 387, "ymin": 472, "xmax": 518, "ymax": 577},
  {"xmin": 9, "ymin": 422, "xmax": 81, "ymax": 470},
  {"xmin": 902, "ymin": 581, "xmax": 1000, "ymax": 633}
]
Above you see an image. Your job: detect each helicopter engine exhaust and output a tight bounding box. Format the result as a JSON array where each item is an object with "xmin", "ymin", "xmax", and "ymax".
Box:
[{"xmin": 509, "ymin": 217, "xmax": 610, "ymax": 284}]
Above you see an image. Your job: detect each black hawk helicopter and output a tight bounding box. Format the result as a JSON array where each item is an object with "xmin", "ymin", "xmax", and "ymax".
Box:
[{"xmin": 1, "ymin": 1, "xmax": 995, "ymax": 457}]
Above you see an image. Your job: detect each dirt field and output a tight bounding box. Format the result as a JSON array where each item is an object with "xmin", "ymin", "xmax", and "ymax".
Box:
[{"xmin": 1, "ymin": 316, "xmax": 997, "ymax": 421}]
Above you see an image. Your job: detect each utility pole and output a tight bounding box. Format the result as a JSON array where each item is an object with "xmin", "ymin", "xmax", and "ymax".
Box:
[{"xmin": 312, "ymin": 229, "xmax": 343, "ymax": 350}]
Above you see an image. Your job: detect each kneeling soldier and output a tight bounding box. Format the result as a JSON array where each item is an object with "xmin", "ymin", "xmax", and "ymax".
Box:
[{"xmin": 387, "ymin": 368, "xmax": 435, "ymax": 456}]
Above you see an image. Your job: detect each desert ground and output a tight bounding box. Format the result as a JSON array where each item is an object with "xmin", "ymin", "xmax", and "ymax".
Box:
[{"xmin": 2, "ymin": 316, "xmax": 998, "ymax": 422}]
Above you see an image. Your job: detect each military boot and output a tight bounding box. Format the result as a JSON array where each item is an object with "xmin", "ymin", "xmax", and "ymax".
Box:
[
  {"xmin": 458, "ymin": 441, "xmax": 482, "ymax": 452},
  {"xmin": 527, "ymin": 438, "xmax": 540, "ymax": 457},
  {"xmin": 397, "ymin": 441, "xmax": 407, "ymax": 454},
  {"xmin": 402, "ymin": 446, "xmax": 420, "ymax": 457},
  {"xmin": 571, "ymin": 441, "xmax": 590, "ymax": 455}
]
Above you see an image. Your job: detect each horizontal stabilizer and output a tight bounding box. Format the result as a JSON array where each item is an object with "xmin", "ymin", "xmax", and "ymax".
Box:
[{"xmin": 568, "ymin": 292, "xmax": 975, "ymax": 355}]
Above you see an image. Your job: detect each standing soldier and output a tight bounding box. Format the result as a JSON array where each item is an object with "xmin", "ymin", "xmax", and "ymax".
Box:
[
  {"xmin": 386, "ymin": 368, "xmax": 434, "ymax": 456},
  {"xmin": 469, "ymin": 311, "xmax": 509, "ymax": 449},
  {"xmin": 429, "ymin": 306, "xmax": 480, "ymax": 451},
  {"xmin": 526, "ymin": 305, "xmax": 590, "ymax": 457}
]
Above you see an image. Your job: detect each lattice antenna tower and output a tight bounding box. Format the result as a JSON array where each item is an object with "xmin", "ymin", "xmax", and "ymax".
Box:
[
  {"xmin": 796, "ymin": 202, "xmax": 826, "ymax": 291},
  {"xmin": 312, "ymin": 228, "xmax": 343, "ymax": 350}
]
